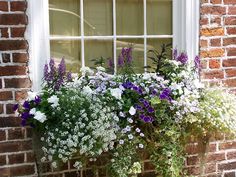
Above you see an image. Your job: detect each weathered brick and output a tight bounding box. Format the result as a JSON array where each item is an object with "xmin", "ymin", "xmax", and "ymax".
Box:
[
  {"xmin": 227, "ymin": 151, "xmax": 236, "ymax": 160},
  {"xmin": 0, "ymin": 28, "xmax": 9, "ymax": 38},
  {"xmin": 223, "ymin": 37, "xmax": 236, "ymax": 46},
  {"xmin": 0, "ymin": 117, "xmax": 21, "ymax": 128},
  {"xmin": 5, "ymin": 78, "xmax": 31, "ymax": 88},
  {"xmin": 203, "ymin": 70, "xmax": 224, "ymax": 79},
  {"xmin": 0, "ymin": 140, "xmax": 32, "ymax": 153},
  {"xmin": 200, "ymin": 39, "xmax": 208, "ymax": 48},
  {"xmin": 0, "ymin": 14, "xmax": 27, "ymax": 25},
  {"xmin": 205, "ymin": 163, "xmax": 217, "ymax": 174},
  {"xmin": 201, "ymin": 28, "xmax": 224, "ymax": 36},
  {"xmin": 224, "ymin": 79, "xmax": 236, "ymax": 87},
  {"xmin": 224, "ymin": 172, "xmax": 235, "ymax": 177},
  {"xmin": 0, "ymin": 104, "xmax": 3, "ymax": 114},
  {"xmin": 10, "ymin": 1, "xmax": 27, "ymax": 12},
  {"xmin": 0, "ymin": 40, "xmax": 28, "ymax": 51},
  {"xmin": 228, "ymin": 7, "xmax": 236, "ymax": 15},
  {"xmin": 200, "ymin": 18, "xmax": 209, "ymax": 25},
  {"xmin": 0, "ymin": 155, "xmax": 6, "ymax": 166},
  {"xmin": 210, "ymin": 38, "xmax": 221, "ymax": 47},
  {"xmin": 226, "ymin": 69, "xmax": 236, "ymax": 77},
  {"xmin": 225, "ymin": 17, "xmax": 236, "ymax": 25},
  {"xmin": 223, "ymin": 58, "xmax": 236, "ymax": 67},
  {"xmin": 211, "ymin": 17, "xmax": 222, "ymax": 26},
  {"xmin": 0, "ymin": 91, "xmax": 13, "ymax": 101},
  {"xmin": 209, "ymin": 59, "xmax": 221, "ymax": 69},
  {"xmin": 10, "ymin": 165, "xmax": 35, "ymax": 176},
  {"xmin": 227, "ymin": 27, "xmax": 236, "ymax": 35},
  {"xmin": 0, "ymin": 66, "xmax": 26, "ymax": 76},
  {"xmin": 8, "ymin": 128, "xmax": 25, "ymax": 140},
  {"xmin": 0, "ymin": 2, "xmax": 8, "ymax": 11},
  {"xmin": 224, "ymin": 0, "xmax": 236, "ymax": 4},
  {"xmin": 11, "ymin": 27, "xmax": 26, "ymax": 38},
  {"xmin": 218, "ymin": 161, "xmax": 236, "ymax": 170},
  {"xmin": 220, "ymin": 141, "xmax": 236, "ymax": 150},
  {"xmin": 206, "ymin": 153, "xmax": 225, "ymax": 163},
  {"xmin": 185, "ymin": 166, "xmax": 201, "ymax": 176},
  {"xmin": 26, "ymin": 151, "xmax": 35, "ymax": 162},
  {"xmin": 187, "ymin": 155, "xmax": 199, "ymax": 166},
  {"xmin": 2, "ymin": 53, "xmax": 11, "ymax": 63},
  {"xmin": 8, "ymin": 153, "xmax": 25, "ymax": 164},
  {"xmin": 227, "ymin": 48, "xmax": 236, "ymax": 56},
  {"xmin": 12, "ymin": 53, "xmax": 28, "ymax": 63},
  {"xmin": 0, "ymin": 130, "xmax": 6, "ymax": 141},
  {"xmin": 200, "ymin": 49, "xmax": 225, "ymax": 58},
  {"xmin": 201, "ymin": 6, "xmax": 226, "ymax": 15}
]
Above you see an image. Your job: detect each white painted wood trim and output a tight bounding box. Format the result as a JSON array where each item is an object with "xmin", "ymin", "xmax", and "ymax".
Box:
[{"xmin": 26, "ymin": 0, "xmax": 50, "ymax": 91}]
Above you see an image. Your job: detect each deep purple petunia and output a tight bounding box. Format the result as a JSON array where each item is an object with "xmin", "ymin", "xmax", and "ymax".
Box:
[
  {"xmin": 12, "ymin": 104, "xmax": 18, "ymax": 111},
  {"xmin": 134, "ymin": 104, "xmax": 143, "ymax": 111},
  {"xmin": 159, "ymin": 88, "xmax": 172, "ymax": 102},
  {"xmin": 23, "ymin": 101, "xmax": 30, "ymax": 110},
  {"xmin": 21, "ymin": 112, "xmax": 31, "ymax": 119},
  {"xmin": 122, "ymin": 81, "xmax": 134, "ymax": 89},
  {"xmin": 176, "ymin": 52, "xmax": 188, "ymax": 64},
  {"xmin": 147, "ymin": 107, "xmax": 155, "ymax": 113},
  {"xmin": 34, "ymin": 96, "xmax": 41, "ymax": 104}
]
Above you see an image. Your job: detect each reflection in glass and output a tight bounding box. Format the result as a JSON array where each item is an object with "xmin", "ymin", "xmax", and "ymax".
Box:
[
  {"xmin": 116, "ymin": 0, "xmax": 143, "ymax": 35},
  {"xmin": 84, "ymin": 0, "xmax": 113, "ymax": 36},
  {"xmin": 147, "ymin": 38, "xmax": 172, "ymax": 70},
  {"xmin": 84, "ymin": 40, "xmax": 113, "ymax": 68},
  {"xmin": 117, "ymin": 39, "xmax": 144, "ymax": 73},
  {"xmin": 49, "ymin": 0, "xmax": 80, "ymax": 36},
  {"xmin": 50, "ymin": 40, "xmax": 81, "ymax": 73},
  {"xmin": 147, "ymin": 0, "xmax": 172, "ymax": 35}
]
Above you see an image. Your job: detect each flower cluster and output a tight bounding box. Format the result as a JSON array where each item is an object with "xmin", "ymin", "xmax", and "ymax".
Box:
[{"xmin": 14, "ymin": 47, "xmax": 236, "ymax": 177}]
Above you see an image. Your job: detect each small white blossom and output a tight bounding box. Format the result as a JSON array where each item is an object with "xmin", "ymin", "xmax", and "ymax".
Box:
[
  {"xmin": 34, "ymin": 111, "xmax": 47, "ymax": 123},
  {"xmin": 129, "ymin": 106, "xmax": 136, "ymax": 115},
  {"xmin": 29, "ymin": 108, "xmax": 36, "ymax": 115}
]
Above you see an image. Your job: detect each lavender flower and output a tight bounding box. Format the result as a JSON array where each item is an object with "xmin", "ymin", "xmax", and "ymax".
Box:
[
  {"xmin": 58, "ymin": 58, "xmax": 66, "ymax": 76},
  {"xmin": 43, "ymin": 64, "xmax": 49, "ymax": 81},
  {"xmin": 122, "ymin": 82, "xmax": 134, "ymax": 89},
  {"xmin": 108, "ymin": 58, "xmax": 114, "ymax": 68},
  {"xmin": 48, "ymin": 59, "xmax": 55, "ymax": 81},
  {"xmin": 140, "ymin": 114, "xmax": 154, "ymax": 123},
  {"xmin": 173, "ymin": 48, "xmax": 178, "ymax": 60},
  {"xmin": 194, "ymin": 55, "xmax": 200, "ymax": 69},
  {"xmin": 176, "ymin": 52, "xmax": 188, "ymax": 64},
  {"xmin": 67, "ymin": 72, "xmax": 72, "ymax": 81},
  {"xmin": 118, "ymin": 55, "xmax": 124, "ymax": 67}
]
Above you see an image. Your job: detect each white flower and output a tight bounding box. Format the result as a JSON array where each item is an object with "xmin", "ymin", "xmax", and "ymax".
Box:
[
  {"xmin": 27, "ymin": 91, "xmax": 37, "ymax": 101},
  {"xmin": 128, "ymin": 134, "xmax": 133, "ymax": 140},
  {"xmin": 29, "ymin": 108, "xmax": 36, "ymax": 115},
  {"xmin": 128, "ymin": 118, "xmax": 133, "ymax": 123},
  {"xmin": 119, "ymin": 112, "xmax": 125, "ymax": 117},
  {"xmin": 34, "ymin": 111, "xmax": 47, "ymax": 123},
  {"xmin": 110, "ymin": 88, "xmax": 123, "ymax": 100},
  {"xmin": 140, "ymin": 133, "xmax": 144, "ymax": 137},
  {"xmin": 135, "ymin": 128, "xmax": 141, "ymax": 133},
  {"xmin": 96, "ymin": 66, "xmax": 106, "ymax": 72},
  {"xmin": 48, "ymin": 95, "xmax": 59, "ymax": 108},
  {"xmin": 138, "ymin": 144, "xmax": 144, "ymax": 149},
  {"xmin": 80, "ymin": 67, "xmax": 94, "ymax": 75},
  {"xmin": 82, "ymin": 86, "xmax": 94, "ymax": 96},
  {"xmin": 129, "ymin": 106, "xmax": 136, "ymax": 115},
  {"xmin": 119, "ymin": 140, "xmax": 124, "ymax": 144}
]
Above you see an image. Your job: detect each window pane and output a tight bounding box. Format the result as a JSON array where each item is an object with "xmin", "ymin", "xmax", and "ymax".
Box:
[
  {"xmin": 50, "ymin": 40, "xmax": 81, "ymax": 73},
  {"xmin": 117, "ymin": 39, "xmax": 144, "ymax": 73},
  {"xmin": 84, "ymin": 0, "xmax": 113, "ymax": 36},
  {"xmin": 147, "ymin": 38, "xmax": 172, "ymax": 70},
  {"xmin": 147, "ymin": 0, "xmax": 172, "ymax": 35},
  {"xmin": 116, "ymin": 0, "xmax": 144, "ymax": 35},
  {"xmin": 49, "ymin": 0, "xmax": 80, "ymax": 36},
  {"xmin": 84, "ymin": 40, "xmax": 113, "ymax": 68}
]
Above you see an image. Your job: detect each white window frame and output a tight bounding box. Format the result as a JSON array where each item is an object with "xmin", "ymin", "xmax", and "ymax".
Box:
[{"xmin": 26, "ymin": 0, "xmax": 200, "ymax": 91}]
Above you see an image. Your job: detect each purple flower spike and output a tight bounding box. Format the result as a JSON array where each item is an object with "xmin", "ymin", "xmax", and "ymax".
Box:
[
  {"xmin": 126, "ymin": 47, "xmax": 133, "ymax": 64},
  {"xmin": 173, "ymin": 48, "xmax": 178, "ymax": 60},
  {"xmin": 34, "ymin": 96, "xmax": 41, "ymax": 104},
  {"xmin": 58, "ymin": 58, "xmax": 66, "ymax": 75},
  {"xmin": 194, "ymin": 56, "xmax": 200, "ymax": 69},
  {"xmin": 23, "ymin": 101, "xmax": 30, "ymax": 110},
  {"xmin": 143, "ymin": 100, "xmax": 150, "ymax": 108},
  {"xmin": 43, "ymin": 64, "xmax": 49, "ymax": 81},
  {"xmin": 118, "ymin": 55, "xmax": 124, "ymax": 67},
  {"xmin": 67, "ymin": 72, "xmax": 72, "ymax": 81},
  {"xmin": 13, "ymin": 104, "xmax": 18, "ymax": 111},
  {"xmin": 108, "ymin": 58, "xmax": 114, "ymax": 68},
  {"xmin": 176, "ymin": 52, "xmax": 188, "ymax": 64}
]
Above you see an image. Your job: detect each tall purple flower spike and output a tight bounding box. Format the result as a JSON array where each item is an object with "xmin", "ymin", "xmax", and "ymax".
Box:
[
  {"xmin": 194, "ymin": 56, "xmax": 200, "ymax": 69},
  {"xmin": 173, "ymin": 48, "xmax": 178, "ymax": 60}
]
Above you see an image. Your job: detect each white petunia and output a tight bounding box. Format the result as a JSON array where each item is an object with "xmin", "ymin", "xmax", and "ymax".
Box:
[
  {"xmin": 128, "ymin": 134, "xmax": 134, "ymax": 140},
  {"xmin": 129, "ymin": 106, "xmax": 136, "ymax": 115},
  {"xmin": 110, "ymin": 88, "xmax": 123, "ymax": 100},
  {"xmin": 27, "ymin": 91, "xmax": 38, "ymax": 101},
  {"xmin": 80, "ymin": 67, "xmax": 94, "ymax": 75},
  {"xmin": 29, "ymin": 108, "xmax": 36, "ymax": 115},
  {"xmin": 119, "ymin": 140, "xmax": 124, "ymax": 144},
  {"xmin": 34, "ymin": 111, "xmax": 47, "ymax": 123},
  {"xmin": 47, "ymin": 95, "xmax": 59, "ymax": 108},
  {"xmin": 82, "ymin": 86, "xmax": 94, "ymax": 96}
]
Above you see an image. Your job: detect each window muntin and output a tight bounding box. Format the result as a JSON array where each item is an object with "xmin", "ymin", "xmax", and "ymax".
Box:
[{"xmin": 48, "ymin": 0, "xmax": 173, "ymax": 73}]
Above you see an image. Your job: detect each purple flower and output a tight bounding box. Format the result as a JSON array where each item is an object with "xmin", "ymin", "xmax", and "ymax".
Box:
[
  {"xmin": 58, "ymin": 58, "xmax": 66, "ymax": 76},
  {"xmin": 173, "ymin": 48, "xmax": 178, "ymax": 60},
  {"xmin": 194, "ymin": 55, "xmax": 200, "ymax": 69},
  {"xmin": 34, "ymin": 96, "xmax": 41, "ymax": 104},
  {"xmin": 125, "ymin": 47, "xmax": 133, "ymax": 64},
  {"xmin": 21, "ymin": 112, "xmax": 31, "ymax": 119},
  {"xmin": 12, "ymin": 104, "xmax": 18, "ymax": 111},
  {"xmin": 23, "ymin": 101, "xmax": 30, "ymax": 110},
  {"xmin": 118, "ymin": 55, "xmax": 124, "ymax": 67},
  {"xmin": 159, "ymin": 88, "xmax": 172, "ymax": 102},
  {"xmin": 122, "ymin": 82, "xmax": 134, "ymax": 89},
  {"xmin": 67, "ymin": 72, "xmax": 72, "ymax": 81},
  {"xmin": 134, "ymin": 104, "xmax": 143, "ymax": 111},
  {"xmin": 43, "ymin": 64, "xmax": 49, "ymax": 81},
  {"xmin": 108, "ymin": 58, "xmax": 114, "ymax": 68},
  {"xmin": 152, "ymin": 90, "xmax": 157, "ymax": 95},
  {"xmin": 176, "ymin": 52, "xmax": 188, "ymax": 64},
  {"xmin": 147, "ymin": 107, "xmax": 155, "ymax": 113},
  {"xmin": 140, "ymin": 114, "xmax": 154, "ymax": 123},
  {"xmin": 143, "ymin": 100, "xmax": 150, "ymax": 108}
]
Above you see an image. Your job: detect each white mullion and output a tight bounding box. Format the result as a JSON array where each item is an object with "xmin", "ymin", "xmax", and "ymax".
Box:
[
  {"xmin": 80, "ymin": 0, "xmax": 85, "ymax": 67},
  {"xmin": 113, "ymin": 0, "xmax": 117, "ymax": 74},
  {"xmin": 144, "ymin": 0, "xmax": 147, "ymax": 72}
]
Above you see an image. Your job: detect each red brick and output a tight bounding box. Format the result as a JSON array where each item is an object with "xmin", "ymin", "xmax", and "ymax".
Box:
[
  {"xmin": 201, "ymin": 28, "xmax": 224, "ymax": 36},
  {"xmin": 225, "ymin": 17, "xmax": 236, "ymax": 25},
  {"xmin": 223, "ymin": 58, "xmax": 236, "ymax": 67},
  {"xmin": 6, "ymin": 104, "xmax": 15, "ymax": 114},
  {"xmin": 228, "ymin": 7, "xmax": 236, "ymax": 15},
  {"xmin": 206, "ymin": 153, "xmax": 225, "ymax": 163},
  {"xmin": 0, "ymin": 2, "xmax": 8, "ymax": 11},
  {"xmin": 26, "ymin": 152, "xmax": 35, "ymax": 162},
  {"xmin": 0, "ymin": 155, "xmax": 6, "ymax": 166},
  {"xmin": 223, "ymin": 37, "xmax": 236, "ymax": 46},
  {"xmin": 8, "ymin": 128, "xmax": 25, "ymax": 140},
  {"xmin": 0, "ymin": 130, "xmax": 6, "ymax": 141},
  {"xmin": 200, "ymin": 39, "xmax": 208, "ymax": 48},
  {"xmin": 0, "ymin": 117, "xmax": 21, "ymax": 128},
  {"xmin": 227, "ymin": 151, "xmax": 236, "ymax": 160},
  {"xmin": 203, "ymin": 70, "xmax": 224, "ymax": 79},
  {"xmin": 209, "ymin": 59, "xmax": 221, "ymax": 69},
  {"xmin": 13, "ymin": 53, "xmax": 28, "ymax": 63},
  {"xmin": 220, "ymin": 141, "xmax": 236, "ymax": 150},
  {"xmin": 0, "ymin": 91, "xmax": 13, "ymax": 101},
  {"xmin": 201, "ymin": 6, "xmax": 226, "ymax": 15},
  {"xmin": 227, "ymin": 48, "xmax": 236, "ymax": 56},
  {"xmin": 218, "ymin": 161, "xmax": 236, "ymax": 170},
  {"xmin": 0, "ymin": 140, "xmax": 32, "ymax": 153},
  {"xmin": 211, "ymin": 38, "xmax": 221, "ymax": 47},
  {"xmin": 211, "ymin": 17, "xmax": 222, "ymax": 26},
  {"xmin": 200, "ymin": 49, "xmax": 225, "ymax": 58},
  {"xmin": 8, "ymin": 153, "xmax": 25, "ymax": 164},
  {"xmin": 200, "ymin": 18, "xmax": 209, "ymax": 25},
  {"xmin": 210, "ymin": 0, "xmax": 222, "ymax": 4},
  {"xmin": 205, "ymin": 163, "xmax": 217, "ymax": 173},
  {"xmin": 11, "ymin": 27, "xmax": 26, "ymax": 38},
  {"xmin": 0, "ymin": 14, "xmax": 27, "ymax": 25},
  {"xmin": 2, "ymin": 53, "xmax": 10, "ymax": 63},
  {"xmin": 0, "ymin": 40, "xmax": 28, "ymax": 51},
  {"xmin": 4, "ymin": 78, "xmax": 31, "ymax": 88},
  {"xmin": 0, "ymin": 66, "xmax": 26, "ymax": 76},
  {"xmin": 10, "ymin": 1, "xmax": 27, "ymax": 12},
  {"xmin": 227, "ymin": 27, "xmax": 236, "ymax": 35},
  {"xmin": 224, "ymin": 0, "xmax": 236, "ymax": 4},
  {"xmin": 10, "ymin": 165, "xmax": 35, "ymax": 176},
  {"xmin": 224, "ymin": 79, "xmax": 236, "ymax": 87},
  {"xmin": 226, "ymin": 69, "xmax": 236, "ymax": 77},
  {"xmin": 0, "ymin": 28, "xmax": 9, "ymax": 38}
]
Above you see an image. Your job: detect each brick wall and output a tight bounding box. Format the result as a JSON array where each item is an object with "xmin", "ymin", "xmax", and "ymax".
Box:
[{"xmin": 0, "ymin": 0, "xmax": 236, "ymax": 177}]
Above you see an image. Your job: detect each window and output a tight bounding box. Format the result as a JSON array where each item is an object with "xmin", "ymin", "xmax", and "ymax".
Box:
[{"xmin": 27, "ymin": 0, "xmax": 200, "ymax": 90}]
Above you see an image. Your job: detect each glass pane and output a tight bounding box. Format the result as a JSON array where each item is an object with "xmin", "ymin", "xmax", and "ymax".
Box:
[
  {"xmin": 49, "ymin": 0, "xmax": 80, "ymax": 36},
  {"xmin": 117, "ymin": 38, "xmax": 144, "ymax": 73},
  {"xmin": 50, "ymin": 40, "xmax": 81, "ymax": 73},
  {"xmin": 147, "ymin": 0, "xmax": 172, "ymax": 35},
  {"xmin": 84, "ymin": 0, "xmax": 113, "ymax": 36},
  {"xmin": 116, "ymin": 0, "xmax": 144, "ymax": 35},
  {"xmin": 84, "ymin": 40, "xmax": 113, "ymax": 68},
  {"xmin": 147, "ymin": 38, "xmax": 172, "ymax": 71}
]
